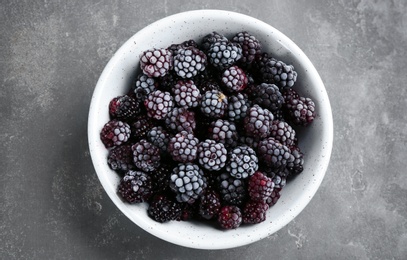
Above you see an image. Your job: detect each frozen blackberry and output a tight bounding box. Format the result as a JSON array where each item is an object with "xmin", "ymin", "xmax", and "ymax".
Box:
[
  {"xmin": 226, "ymin": 145, "xmax": 259, "ymax": 179},
  {"xmin": 282, "ymin": 87, "xmax": 300, "ymax": 101},
  {"xmin": 247, "ymin": 83, "xmax": 284, "ymax": 113},
  {"xmin": 100, "ymin": 120, "xmax": 131, "ymax": 148},
  {"xmin": 168, "ymin": 39, "xmax": 198, "ymax": 56},
  {"xmin": 170, "ymin": 163, "xmax": 207, "ymax": 203},
  {"xmin": 200, "ymin": 90, "xmax": 228, "ymax": 118},
  {"xmin": 144, "ymin": 90, "xmax": 174, "ymax": 120},
  {"xmin": 168, "ymin": 131, "xmax": 199, "ymax": 163},
  {"xmin": 148, "ymin": 194, "xmax": 182, "ymax": 223},
  {"xmin": 218, "ymin": 205, "xmax": 242, "ymax": 229},
  {"xmin": 231, "ymin": 31, "xmax": 262, "ymax": 65},
  {"xmin": 132, "ymin": 74, "xmax": 157, "ymax": 101},
  {"xmin": 269, "ymin": 120, "xmax": 296, "ymax": 146},
  {"xmin": 284, "ymin": 95, "xmax": 316, "ymax": 126},
  {"xmin": 140, "ymin": 48, "xmax": 173, "ymax": 77},
  {"xmin": 118, "ymin": 170, "xmax": 152, "ymax": 203},
  {"xmin": 263, "ymin": 169, "xmax": 287, "ymax": 191},
  {"xmin": 242, "ymin": 200, "xmax": 269, "ymax": 224},
  {"xmin": 197, "ymin": 139, "xmax": 228, "ymax": 171},
  {"xmin": 109, "ymin": 95, "xmax": 141, "ymax": 120},
  {"xmin": 248, "ymin": 171, "xmax": 274, "ymax": 202},
  {"xmin": 257, "ymin": 137, "xmax": 292, "ymax": 172},
  {"xmin": 165, "ymin": 107, "xmax": 196, "ymax": 134},
  {"xmin": 174, "ymin": 47, "xmax": 207, "ymax": 78},
  {"xmin": 227, "ymin": 93, "xmax": 250, "ymax": 122},
  {"xmin": 146, "ymin": 126, "xmax": 171, "ymax": 152},
  {"xmin": 265, "ymin": 189, "xmax": 281, "ymax": 207},
  {"xmin": 201, "ymin": 31, "xmax": 228, "ymax": 52},
  {"xmin": 208, "ymin": 119, "xmax": 239, "ymax": 149},
  {"xmin": 130, "ymin": 114, "xmax": 155, "ymax": 141},
  {"xmin": 207, "ymin": 41, "xmax": 242, "ymax": 70},
  {"xmin": 172, "ymin": 80, "xmax": 201, "ymax": 108},
  {"xmin": 218, "ymin": 172, "xmax": 247, "ymax": 206},
  {"xmin": 260, "ymin": 57, "xmax": 297, "ymax": 89},
  {"xmin": 107, "ymin": 144, "xmax": 135, "ymax": 172},
  {"xmin": 131, "ymin": 139, "xmax": 161, "ymax": 172},
  {"xmin": 221, "ymin": 65, "xmax": 248, "ymax": 93},
  {"xmin": 243, "ymin": 104, "xmax": 274, "ymax": 139},
  {"xmin": 286, "ymin": 145, "xmax": 304, "ymax": 175},
  {"xmin": 199, "ymin": 189, "xmax": 221, "ymax": 220}
]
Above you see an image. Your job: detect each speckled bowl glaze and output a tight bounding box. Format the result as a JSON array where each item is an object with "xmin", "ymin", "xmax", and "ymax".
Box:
[{"xmin": 88, "ymin": 10, "xmax": 333, "ymax": 249}]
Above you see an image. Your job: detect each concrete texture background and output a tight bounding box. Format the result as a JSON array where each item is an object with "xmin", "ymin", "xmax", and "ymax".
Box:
[{"xmin": 1, "ymin": 0, "xmax": 406, "ymax": 259}]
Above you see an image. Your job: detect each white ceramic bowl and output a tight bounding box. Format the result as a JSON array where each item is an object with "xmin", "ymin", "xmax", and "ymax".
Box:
[{"xmin": 88, "ymin": 10, "xmax": 333, "ymax": 250}]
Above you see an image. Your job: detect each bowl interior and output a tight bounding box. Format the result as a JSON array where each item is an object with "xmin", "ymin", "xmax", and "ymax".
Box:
[{"xmin": 88, "ymin": 10, "xmax": 333, "ymax": 250}]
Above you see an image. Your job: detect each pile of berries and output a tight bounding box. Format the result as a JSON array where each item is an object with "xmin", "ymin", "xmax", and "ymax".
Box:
[{"xmin": 100, "ymin": 31, "xmax": 316, "ymax": 229}]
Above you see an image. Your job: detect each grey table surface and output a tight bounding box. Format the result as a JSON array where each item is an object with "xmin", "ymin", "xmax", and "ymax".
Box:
[{"xmin": 1, "ymin": 0, "xmax": 406, "ymax": 259}]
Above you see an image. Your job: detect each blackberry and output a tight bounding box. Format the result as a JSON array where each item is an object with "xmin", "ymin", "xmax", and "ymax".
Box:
[
  {"xmin": 218, "ymin": 172, "xmax": 247, "ymax": 206},
  {"xmin": 243, "ymin": 104, "xmax": 274, "ymax": 139},
  {"xmin": 174, "ymin": 47, "xmax": 207, "ymax": 78},
  {"xmin": 168, "ymin": 39, "xmax": 198, "ymax": 56},
  {"xmin": 118, "ymin": 170, "xmax": 152, "ymax": 203},
  {"xmin": 218, "ymin": 205, "xmax": 242, "ymax": 229},
  {"xmin": 226, "ymin": 145, "xmax": 259, "ymax": 179},
  {"xmin": 168, "ymin": 131, "xmax": 199, "ymax": 163},
  {"xmin": 131, "ymin": 139, "xmax": 161, "ymax": 172},
  {"xmin": 264, "ymin": 169, "xmax": 287, "ymax": 191},
  {"xmin": 172, "ymin": 80, "xmax": 201, "ymax": 108},
  {"xmin": 140, "ymin": 48, "xmax": 173, "ymax": 77},
  {"xmin": 199, "ymin": 189, "xmax": 221, "ymax": 220},
  {"xmin": 109, "ymin": 95, "xmax": 140, "ymax": 120},
  {"xmin": 208, "ymin": 119, "xmax": 239, "ymax": 149},
  {"xmin": 231, "ymin": 31, "xmax": 262, "ymax": 65},
  {"xmin": 130, "ymin": 114, "xmax": 155, "ymax": 141},
  {"xmin": 269, "ymin": 120, "xmax": 296, "ymax": 146},
  {"xmin": 150, "ymin": 163, "xmax": 173, "ymax": 193},
  {"xmin": 100, "ymin": 120, "xmax": 131, "ymax": 148},
  {"xmin": 282, "ymin": 87, "xmax": 300, "ymax": 101},
  {"xmin": 148, "ymin": 194, "xmax": 182, "ymax": 223},
  {"xmin": 242, "ymin": 200, "xmax": 269, "ymax": 224},
  {"xmin": 248, "ymin": 171, "xmax": 274, "ymax": 202},
  {"xmin": 107, "ymin": 144, "xmax": 135, "ymax": 172},
  {"xmin": 146, "ymin": 126, "xmax": 171, "ymax": 152},
  {"xmin": 257, "ymin": 137, "xmax": 292, "ymax": 172},
  {"xmin": 259, "ymin": 57, "xmax": 297, "ymax": 89},
  {"xmin": 227, "ymin": 93, "xmax": 250, "ymax": 122},
  {"xmin": 207, "ymin": 41, "xmax": 242, "ymax": 70},
  {"xmin": 170, "ymin": 163, "xmax": 207, "ymax": 203},
  {"xmin": 156, "ymin": 71, "xmax": 180, "ymax": 93},
  {"xmin": 265, "ymin": 189, "xmax": 281, "ymax": 207},
  {"xmin": 144, "ymin": 90, "xmax": 174, "ymax": 120},
  {"xmin": 132, "ymin": 74, "xmax": 157, "ymax": 101},
  {"xmin": 198, "ymin": 79, "xmax": 221, "ymax": 93},
  {"xmin": 221, "ymin": 65, "xmax": 248, "ymax": 93},
  {"xmin": 197, "ymin": 139, "xmax": 228, "ymax": 171},
  {"xmin": 165, "ymin": 107, "xmax": 196, "ymax": 134},
  {"xmin": 200, "ymin": 90, "xmax": 228, "ymax": 118},
  {"xmin": 286, "ymin": 145, "xmax": 304, "ymax": 175},
  {"xmin": 284, "ymin": 96, "xmax": 316, "ymax": 126},
  {"xmin": 247, "ymin": 83, "xmax": 284, "ymax": 113},
  {"xmin": 201, "ymin": 31, "xmax": 228, "ymax": 52},
  {"xmin": 178, "ymin": 202, "xmax": 199, "ymax": 221}
]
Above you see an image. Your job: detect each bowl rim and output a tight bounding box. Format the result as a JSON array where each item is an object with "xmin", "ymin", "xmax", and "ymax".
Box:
[{"xmin": 88, "ymin": 9, "xmax": 333, "ymax": 250}]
